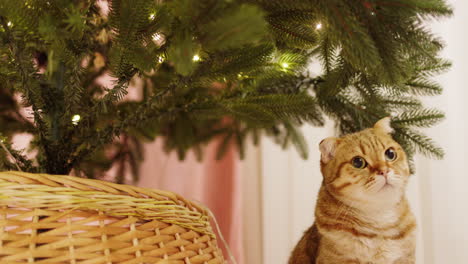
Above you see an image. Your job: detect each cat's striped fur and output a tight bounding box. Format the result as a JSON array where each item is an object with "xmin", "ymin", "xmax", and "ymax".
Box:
[{"xmin": 289, "ymin": 118, "xmax": 416, "ymax": 264}]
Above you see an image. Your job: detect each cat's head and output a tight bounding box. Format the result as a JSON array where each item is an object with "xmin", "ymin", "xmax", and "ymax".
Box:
[{"xmin": 319, "ymin": 117, "xmax": 410, "ymax": 206}]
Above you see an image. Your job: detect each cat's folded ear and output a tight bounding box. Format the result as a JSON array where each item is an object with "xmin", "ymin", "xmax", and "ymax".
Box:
[
  {"xmin": 374, "ymin": 117, "xmax": 394, "ymax": 134},
  {"xmin": 319, "ymin": 137, "xmax": 340, "ymax": 164}
]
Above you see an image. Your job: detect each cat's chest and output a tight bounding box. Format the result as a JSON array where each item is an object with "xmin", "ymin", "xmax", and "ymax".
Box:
[
  {"xmin": 322, "ymin": 228, "xmax": 415, "ymax": 263},
  {"xmin": 346, "ymin": 234, "xmax": 405, "ymax": 260}
]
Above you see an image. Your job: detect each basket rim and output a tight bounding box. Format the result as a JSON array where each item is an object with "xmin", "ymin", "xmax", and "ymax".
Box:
[{"xmin": 0, "ymin": 171, "xmax": 215, "ymax": 237}]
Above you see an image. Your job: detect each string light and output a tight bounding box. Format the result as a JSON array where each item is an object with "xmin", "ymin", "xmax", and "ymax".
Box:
[
  {"xmin": 151, "ymin": 33, "xmax": 165, "ymax": 47},
  {"xmin": 72, "ymin": 115, "xmax": 81, "ymax": 125},
  {"xmin": 192, "ymin": 54, "xmax": 201, "ymax": 62},
  {"xmin": 237, "ymin": 73, "xmax": 249, "ymax": 79},
  {"xmin": 281, "ymin": 62, "xmax": 289, "ymax": 69},
  {"xmin": 315, "ymin": 23, "xmax": 322, "ymax": 30},
  {"xmin": 157, "ymin": 56, "xmax": 164, "ymax": 63},
  {"xmin": 149, "ymin": 13, "xmax": 156, "ymax": 20},
  {"xmin": 7, "ymin": 21, "xmax": 12, "ymax": 27},
  {"xmin": 152, "ymin": 33, "xmax": 162, "ymax": 42}
]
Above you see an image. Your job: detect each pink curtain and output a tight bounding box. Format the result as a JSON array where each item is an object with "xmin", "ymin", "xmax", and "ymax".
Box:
[{"xmin": 137, "ymin": 139, "xmax": 244, "ymax": 263}]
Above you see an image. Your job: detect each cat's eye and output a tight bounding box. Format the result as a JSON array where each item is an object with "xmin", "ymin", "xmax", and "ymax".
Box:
[
  {"xmin": 351, "ymin": 156, "xmax": 367, "ymax": 169},
  {"xmin": 385, "ymin": 147, "xmax": 397, "ymax": 161}
]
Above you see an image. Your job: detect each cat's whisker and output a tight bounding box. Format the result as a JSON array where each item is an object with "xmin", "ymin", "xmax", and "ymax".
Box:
[
  {"xmin": 364, "ymin": 178, "xmax": 380, "ymax": 192},
  {"xmin": 365, "ymin": 178, "xmax": 388, "ymax": 193},
  {"xmin": 364, "ymin": 179, "xmax": 374, "ymax": 189}
]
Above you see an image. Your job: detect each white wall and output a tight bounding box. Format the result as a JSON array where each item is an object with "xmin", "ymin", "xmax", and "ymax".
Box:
[
  {"xmin": 254, "ymin": 1, "xmax": 468, "ymax": 263},
  {"xmin": 417, "ymin": 1, "xmax": 468, "ymax": 263},
  {"xmin": 260, "ymin": 121, "xmax": 334, "ymax": 264}
]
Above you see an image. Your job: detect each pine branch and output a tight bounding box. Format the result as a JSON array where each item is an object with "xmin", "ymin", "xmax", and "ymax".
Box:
[
  {"xmin": 284, "ymin": 121, "xmax": 308, "ymax": 159},
  {"xmin": 392, "ymin": 109, "xmax": 444, "ymax": 128},
  {"xmin": 315, "ymin": 34, "xmax": 337, "ymax": 74},
  {"xmin": 381, "ymin": 97, "xmax": 422, "ymax": 110},
  {"xmin": 0, "ymin": 134, "xmax": 34, "ymax": 172},
  {"xmin": 219, "ymin": 93, "xmax": 322, "ymax": 125},
  {"xmin": 0, "ymin": 0, "xmax": 451, "ymax": 175},
  {"xmin": 404, "ymin": 79, "xmax": 443, "ymax": 95},
  {"xmin": 197, "ymin": 44, "xmax": 274, "ymax": 78},
  {"xmin": 394, "ymin": 128, "xmax": 444, "ymax": 159},
  {"xmin": 67, "ymin": 86, "xmax": 173, "ymax": 169},
  {"xmin": 267, "ymin": 16, "xmax": 318, "ymax": 48},
  {"xmin": 200, "ymin": 4, "xmax": 268, "ymax": 51}
]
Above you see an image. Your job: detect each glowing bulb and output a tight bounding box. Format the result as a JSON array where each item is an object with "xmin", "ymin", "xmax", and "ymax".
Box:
[
  {"xmin": 281, "ymin": 62, "xmax": 289, "ymax": 69},
  {"xmin": 157, "ymin": 56, "xmax": 164, "ymax": 63},
  {"xmin": 149, "ymin": 13, "xmax": 156, "ymax": 20},
  {"xmin": 315, "ymin": 23, "xmax": 322, "ymax": 30},
  {"xmin": 7, "ymin": 21, "xmax": 12, "ymax": 27},
  {"xmin": 192, "ymin": 54, "xmax": 200, "ymax": 62},
  {"xmin": 72, "ymin": 114, "xmax": 81, "ymax": 125},
  {"xmin": 152, "ymin": 33, "xmax": 162, "ymax": 41}
]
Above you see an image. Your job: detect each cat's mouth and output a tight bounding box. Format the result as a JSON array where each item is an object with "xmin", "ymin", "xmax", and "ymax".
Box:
[
  {"xmin": 378, "ymin": 172, "xmax": 396, "ymax": 191},
  {"xmin": 382, "ymin": 182, "xmax": 392, "ymax": 188},
  {"xmin": 380, "ymin": 181, "xmax": 393, "ymax": 191}
]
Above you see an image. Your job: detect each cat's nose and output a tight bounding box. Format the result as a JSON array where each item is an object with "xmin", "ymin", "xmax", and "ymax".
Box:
[{"xmin": 376, "ymin": 166, "xmax": 389, "ymax": 177}]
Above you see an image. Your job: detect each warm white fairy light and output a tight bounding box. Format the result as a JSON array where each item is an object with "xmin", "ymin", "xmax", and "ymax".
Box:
[
  {"xmin": 72, "ymin": 114, "xmax": 81, "ymax": 125},
  {"xmin": 7, "ymin": 21, "xmax": 12, "ymax": 27},
  {"xmin": 149, "ymin": 13, "xmax": 156, "ymax": 20},
  {"xmin": 157, "ymin": 56, "xmax": 164, "ymax": 63},
  {"xmin": 281, "ymin": 62, "xmax": 289, "ymax": 69},
  {"xmin": 152, "ymin": 33, "xmax": 162, "ymax": 42},
  {"xmin": 315, "ymin": 22, "xmax": 322, "ymax": 30},
  {"xmin": 151, "ymin": 32, "xmax": 165, "ymax": 47},
  {"xmin": 237, "ymin": 73, "xmax": 249, "ymax": 79},
  {"xmin": 192, "ymin": 54, "xmax": 201, "ymax": 62}
]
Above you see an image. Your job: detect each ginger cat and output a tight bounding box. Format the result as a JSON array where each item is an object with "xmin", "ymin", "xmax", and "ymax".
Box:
[{"xmin": 289, "ymin": 117, "xmax": 416, "ymax": 264}]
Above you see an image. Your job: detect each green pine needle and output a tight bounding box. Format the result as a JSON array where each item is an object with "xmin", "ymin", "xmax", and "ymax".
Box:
[
  {"xmin": 395, "ymin": 128, "xmax": 444, "ymax": 159},
  {"xmin": 393, "ymin": 109, "xmax": 445, "ymax": 128},
  {"xmin": 0, "ymin": 0, "xmax": 452, "ymax": 175}
]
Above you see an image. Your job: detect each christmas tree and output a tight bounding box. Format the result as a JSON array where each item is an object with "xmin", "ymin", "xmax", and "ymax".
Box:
[{"xmin": 0, "ymin": 0, "xmax": 451, "ymax": 180}]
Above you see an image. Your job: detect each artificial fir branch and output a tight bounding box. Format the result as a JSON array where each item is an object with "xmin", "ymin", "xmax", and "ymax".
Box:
[
  {"xmin": 0, "ymin": 0, "xmax": 452, "ymax": 178},
  {"xmin": 0, "ymin": 139, "xmax": 21, "ymax": 171},
  {"xmin": 392, "ymin": 109, "xmax": 445, "ymax": 128},
  {"xmin": 0, "ymin": 134, "xmax": 34, "ymax": 172}
]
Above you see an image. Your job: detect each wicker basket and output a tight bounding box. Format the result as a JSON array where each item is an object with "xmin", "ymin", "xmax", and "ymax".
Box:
[{"xmin": 0, "ymin": 171, "xmax": 226, "ymax": 264}]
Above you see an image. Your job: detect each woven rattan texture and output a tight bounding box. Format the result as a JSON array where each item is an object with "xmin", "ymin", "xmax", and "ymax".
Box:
[{"xmin": 0, "ymin": 171, "xmax": 225, "ymax": 264}]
